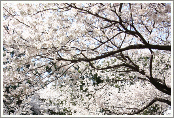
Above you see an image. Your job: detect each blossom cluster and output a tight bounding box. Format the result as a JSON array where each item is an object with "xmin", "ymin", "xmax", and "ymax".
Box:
[{"xmin": 2, "ymin": 2, "xmax": 171, "ymax": 115}]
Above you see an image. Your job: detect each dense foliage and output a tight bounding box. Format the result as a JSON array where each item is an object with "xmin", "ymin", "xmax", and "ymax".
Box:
[{"xmin": 2, "ymin": 2, "xmax": 171, "ymax": 115}]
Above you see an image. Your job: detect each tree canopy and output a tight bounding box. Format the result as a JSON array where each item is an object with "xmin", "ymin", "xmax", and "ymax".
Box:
[{"xmin": 2, "ymin": 2, "xmax": 171, "ymax": 115}]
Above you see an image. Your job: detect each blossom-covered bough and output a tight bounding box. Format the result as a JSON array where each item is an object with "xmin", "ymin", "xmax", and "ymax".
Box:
[{"xmin": 2, "ymin": 3, "xmax": 171, "ymax": 115}]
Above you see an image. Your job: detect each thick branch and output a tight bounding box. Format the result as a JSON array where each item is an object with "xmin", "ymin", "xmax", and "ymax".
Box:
[
  {"xmin": 119, "ymin": 3, "xmax": 123, "ymax": 12},
  {"xmin": 57, "ymin": 44, "xmax": 171, "ymax": 63},
  {"xmin": 149, "ymin": 77, "xmax": 171, "ymax": 95}
]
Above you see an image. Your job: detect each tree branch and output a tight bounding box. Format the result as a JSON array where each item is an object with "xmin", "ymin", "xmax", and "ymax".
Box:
[
  {"xmin": 128, "ymin": 97, "xmax": 171, "ymax": 115},
  {"xmin": 119, "ymin": 3, "xmax": 123, "ymax": 12},
  {"xmin": 3, "ymin": 7, "xmax": 31, "ymax": 28},
  {"xmin": 89, "ymin": 63, "xmax": 136, "ymax": 70},
  {"xmin": 149, "ymin": 77, "xmax": 171, "ymax": 95},
  {"xmin": 56, "ymin": 44, "xmax": 171, "ymax": 63},
  {"xmin": 68, "ymin": 4, "xmax": 119, "ymax": 24},
  {"xmin": 149, "ymin": 54, "xmax": 153, "ymax": 77}
]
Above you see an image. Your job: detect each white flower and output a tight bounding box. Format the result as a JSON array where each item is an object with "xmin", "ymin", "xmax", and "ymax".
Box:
[{"xmin": 91, "ymin": 6, "xmax": 98, "ymax": 14}]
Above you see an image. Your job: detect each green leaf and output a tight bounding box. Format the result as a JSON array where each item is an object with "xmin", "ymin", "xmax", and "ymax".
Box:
[
  {"xmin": 10, "ymin": 51, "xmax": 14, "ymax": 57},
  {"xmin": 78, "ymin": 70, "xmax": 81, "ymax": 73},
  {"xmin": 80, "ymin": 85, "xmax": 83, "ymax": 90},
  {"xmin": 115, "ymin": 84, "xmax": 120, "ymax": 88},
  {"xmin": 46, "ymin": 66, "xmax": 52, "ymax": 73},
  {"xmin": 27, "ymin": 80, "xmax": 31, "ymax": 84}
]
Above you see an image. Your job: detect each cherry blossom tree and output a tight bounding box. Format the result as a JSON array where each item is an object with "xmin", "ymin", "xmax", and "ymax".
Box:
[{"xmin": 2, "ymin": 2, "xmax": 172, "ymax": 115}]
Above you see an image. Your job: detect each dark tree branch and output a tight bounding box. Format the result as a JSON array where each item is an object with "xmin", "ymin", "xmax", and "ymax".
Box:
[
  {"xmin": 141, "ymin": 21, "xmax": 152, "ymax": 34},
  {"xmin": 85, "ymin": 53, "xmax": 171, "ymax": 95},
  {"xmin": 92, "ymin": 32, "xmax": 124, "ymax": 51},
  {"xmin": 101, "ymin": 22, "xmax": 117, "ymax": 29},
  {"xmin": 68, "ymin": 3, "xmax": 169, "ymax": 55},
  {"xmin": 149, "ymin": 53, "xmax": 153, "ymax": 77},
  {"xmin": 89, "ymin": 63, "xmax": 137, "ymax": 71},
  {"xmin": 3, "ymin": 25, "xmax": 10, "ymax": 34},
  {"xmin": 114, "ymin": 5, "xmax": 152, "ymax": 46},
  {"xmin": 130, "ymin": 24, "xmax": 149, "ymax": 45},
  {"xmin": 128, "ymin": 97, "xmax": 171, "ymax": 115},
  {"xmin": 98, "ymin": 97, "xmax": 170, "ymax": 115},
  {"xmin": 3, "ymin": 7, "xmax": 31, "ymax": 28},
  {"xmin": 31, "ymin": 8, "xmax": 59, "ymax": 15},
  {"xmin": 155, "ymin": 98, "xmax": 171, "ymax": 105},
  {"xmin": 125, "ymin": 55, "xmax": 139, "ymax": 69},
  {"xmin": 56, "ymin": 44, "xmax": 171, "ymax": 63},
  {"xmin": 149, "ymin": 77, "xmax": 171, "ymax": 95},
  {"xmin": 119, "ymin": 3, "xmax": 123, "ymax": 12},
  {"xmin": 68, "ymin": 4, "xmax": 119, "ymax": 24}
]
